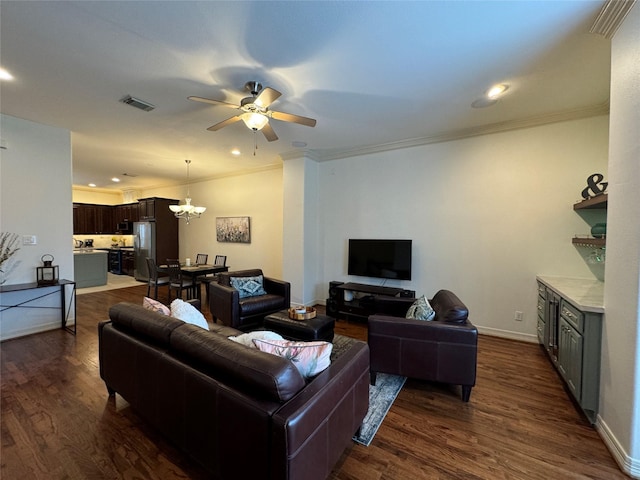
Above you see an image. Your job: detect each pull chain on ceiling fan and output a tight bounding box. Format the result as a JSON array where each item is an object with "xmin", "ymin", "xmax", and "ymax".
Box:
[{"xmin": 188, "ymin": 81, "xmax": 316, "ymax": 143}]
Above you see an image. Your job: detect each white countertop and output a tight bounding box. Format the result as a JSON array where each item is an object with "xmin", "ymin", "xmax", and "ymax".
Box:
[
  {"xmin": 73, "ymin": 249, "xmax": 108, "ymax": 255},
  {"xmin": 536, "ymin": 276, "xmax": 604, "ymax": 313}
]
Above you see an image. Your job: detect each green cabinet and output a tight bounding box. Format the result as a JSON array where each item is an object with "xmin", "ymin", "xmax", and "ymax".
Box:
[
  {"xmin": 558, "ymin": 316, "xmax": 583, "ymax": 399},
  {"xmin": 536, "ymin": 283, "xmax": 549, "ymax": 346},
  {"xmin": 536, "ymin": 280, "xmax": 602, "ymax": 424}
]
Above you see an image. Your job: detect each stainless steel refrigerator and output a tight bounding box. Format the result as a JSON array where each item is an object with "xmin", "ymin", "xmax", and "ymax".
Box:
[{"xmin": 133, "ymin": 221, "xmax": 156, "ymax": 282}]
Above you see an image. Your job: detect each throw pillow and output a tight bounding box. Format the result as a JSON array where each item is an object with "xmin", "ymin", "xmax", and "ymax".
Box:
[
  {"xmin": 253, "ymin": 339, "xmax": 333, "ymax": 379},
  {"xmin": 170, "ymin": 299, "xmax": 209, "ymax": 330},
  {"xmin": 228, "ymin": 330, "xmax": 284, "ymax": 348},
  {"xmin": 143, "ymin": 297, "xmax": 170, "ymax": 315},
  {"xmin": 230, "ymin": 275, "xmax": 267, "ymax": 298},
  {"xmin": 406, "ymin": 295, "xmax": 436, "ymax": 321}
]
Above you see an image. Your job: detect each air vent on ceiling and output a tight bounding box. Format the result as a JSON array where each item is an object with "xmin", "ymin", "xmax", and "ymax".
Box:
[
  {"xmin": 122, "ymin": 172, "xmax": 138, "ymax": 177},
  {"xmin": 120, "ymin": 95, "xmax": 155, "ymax": 112},
  {"xmin": 590, "ymin": 0, "xmax": 636, "ymax": 39}
]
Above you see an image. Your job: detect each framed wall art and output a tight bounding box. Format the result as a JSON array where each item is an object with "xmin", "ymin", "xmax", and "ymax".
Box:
[{"xmin": 216, "ymin": 216, "xmax": 251, "ymax": 243}]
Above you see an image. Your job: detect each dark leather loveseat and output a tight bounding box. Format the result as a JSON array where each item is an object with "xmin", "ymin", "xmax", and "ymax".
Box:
[
  {"xmin": 368, "ymin": 289, "xmax": 478, "ymax": 401},
  {"xmin": 209, "ymin": 269, "xmax": 290, "ymax": 331},
  {"xmin": 98, "ymin": 302, "xmax": 369, "ymax": 480}
]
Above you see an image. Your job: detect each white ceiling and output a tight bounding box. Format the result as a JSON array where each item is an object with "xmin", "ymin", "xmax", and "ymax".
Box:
[{"xmin": 0, "ymin": 1, "xmax": 611, "ymax": 192}]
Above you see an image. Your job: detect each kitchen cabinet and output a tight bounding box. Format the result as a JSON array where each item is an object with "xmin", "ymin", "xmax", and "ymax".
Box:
[
  {"xmin": 73, "ymin": 203, "xmax": 115, "ymax": 234},
  {"xmin": 558, "ymin": 315, "xmax": 583, "ymax": 399},
  {"xmin": 138, "ymin": 198, "xmax": 155, "ymax": 220},
  {"xmin": 536, "ymin": 277, "xmax": 603, "ymax": 424},
  {"xmin": 73, "ymin": 199, "xmax": 176, "ymax": 234},
  {"xmin": 74, "ymin": 202, "xmax": 141, "ymax": 234},
  {"xmin": 122, "ymin": 250, "xmax": 135, "ymax": 276},
  {"xmin": 74, "ymin": 251, "xmax": 108, "ymax": 288},
  {"xmin": 114, "ymin": 204, "xmax": 139, "ymax": 223},
  {"xmin": 137, "ymin": 197, "xmax": 178, "ymax": 221}
]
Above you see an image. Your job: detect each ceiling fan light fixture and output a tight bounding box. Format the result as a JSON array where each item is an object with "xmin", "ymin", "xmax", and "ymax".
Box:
[{"xmin": 241, "ymin": 112, "xmax": 269, "ymax": 131}]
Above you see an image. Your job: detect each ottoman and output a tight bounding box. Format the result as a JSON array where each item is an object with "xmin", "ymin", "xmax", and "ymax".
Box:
[{"xmin": 264, "ymin": 309, "xmax": 335, "ymax": 342}]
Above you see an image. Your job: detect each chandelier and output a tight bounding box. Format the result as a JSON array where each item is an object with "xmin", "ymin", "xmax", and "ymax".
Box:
[{"xmin": 169, "ymin": 159, "xmax": 206, "ymax": 224}]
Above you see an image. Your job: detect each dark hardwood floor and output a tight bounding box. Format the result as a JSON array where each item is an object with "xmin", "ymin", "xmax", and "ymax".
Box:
[{"xmin": 1, "ymin": 284, "xmax": 626, "ymax": 479}]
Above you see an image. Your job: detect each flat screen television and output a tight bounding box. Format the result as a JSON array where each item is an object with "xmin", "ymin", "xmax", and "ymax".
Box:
[{"xmin": 348, "ymin": 239, "xmax": 412, "ymax": 280}]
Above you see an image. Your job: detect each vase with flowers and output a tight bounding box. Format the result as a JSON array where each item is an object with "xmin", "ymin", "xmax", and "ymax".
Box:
[{"xmin": 0, "ymin": 232, "xmax": 20, "ymax": 284}]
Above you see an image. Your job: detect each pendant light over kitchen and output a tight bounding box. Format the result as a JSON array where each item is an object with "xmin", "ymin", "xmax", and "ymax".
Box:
[{"xmin": 169, "ymin": 159, "xmax": 206, "ymax": 224}]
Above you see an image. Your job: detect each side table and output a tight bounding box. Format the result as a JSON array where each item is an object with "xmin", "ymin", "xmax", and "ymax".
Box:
[{"xmin": 264, "ymin": 310, "xmax": 335, "ymax": 342}]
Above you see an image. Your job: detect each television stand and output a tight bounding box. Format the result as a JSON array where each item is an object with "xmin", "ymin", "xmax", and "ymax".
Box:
[{"xmin": 334, "ymin": 282, "xmax": 415, "ymax": 322}]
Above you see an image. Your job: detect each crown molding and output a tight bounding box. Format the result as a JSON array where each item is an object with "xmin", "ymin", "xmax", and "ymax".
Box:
[
  {"xmin": 590, "ymin": 0, "xmax": 637, "ymax": 39},
  {"xmin": 307, "ymin": 102, "xmax": 610, "ymax": 162}
]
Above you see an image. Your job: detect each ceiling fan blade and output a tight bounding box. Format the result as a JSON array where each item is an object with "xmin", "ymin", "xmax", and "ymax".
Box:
[
  {"xmin": 261, "ymin": 122, "xmax": 278, "ymax": 142},
  {"xmin": 254, "ymin": 87, "xmax": 282, "ymax": 108},
  {"xmin": 188, "ymin": 96, "xmax": 239, "ymax": 109},
  {"xmin": 207, "ymin": 115, "xmax": 242, "ymax": 131},
  {"xmin": 270, "ymin": 110, "xmax": 316, "ymax": 127}
]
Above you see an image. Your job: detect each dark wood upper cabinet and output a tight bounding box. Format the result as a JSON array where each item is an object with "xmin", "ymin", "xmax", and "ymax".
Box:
[{"xmin": 73, "ymin": 198, "xmax": 177, "ymax": 234}]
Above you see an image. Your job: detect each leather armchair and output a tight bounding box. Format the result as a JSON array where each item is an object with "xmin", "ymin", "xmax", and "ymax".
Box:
[
  {"xmin": 368, "ymin": 289, "xmax": 478, "ymax": 401},
  {"xmin": 209, "ymin": 269, "xmax": 290, "ymax": 331}
]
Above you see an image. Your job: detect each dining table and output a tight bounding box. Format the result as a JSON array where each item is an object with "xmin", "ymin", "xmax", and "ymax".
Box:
[{"xmin": 158, "ymin": 263, "xmax": 229, "ymax": 300}]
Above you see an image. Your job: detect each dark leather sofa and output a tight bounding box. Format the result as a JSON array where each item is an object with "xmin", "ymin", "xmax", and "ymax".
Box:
[
  {"xmin": 209, "ymin": 268, "xmax": 290, "ymax": 331},
  {"xmin": 368, "ymin": 289, "xmax": 478, "ymax": 401},
  {"xmin": 98, "ymin": 302, "xmax": 369, "ymax": 480}
]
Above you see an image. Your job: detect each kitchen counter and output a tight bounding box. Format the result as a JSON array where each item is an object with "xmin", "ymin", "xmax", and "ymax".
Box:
[
  {"xmin": 74, "ymin": 250, "xmax": 108, "ymax": 288},
  {"xmin": 536, "ymin": 276, "xmax": 604, "ymax": 313}
]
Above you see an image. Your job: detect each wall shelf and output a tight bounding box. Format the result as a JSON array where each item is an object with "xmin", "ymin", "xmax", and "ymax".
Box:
[
  {"xmin": 572, "ymin": 237, "xmax": 606, "ymax": 247},
  {"xmin": 573, "ymin": 193, "xmax": 607, "ymax": 211}
]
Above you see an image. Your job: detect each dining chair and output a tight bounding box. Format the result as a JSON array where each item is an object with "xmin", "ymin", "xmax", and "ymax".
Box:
[
  {"xmin": 201, "ymin": 255, "xmax": 228, "ymax": 303},
  {"xmin": 195, "ymin": 253, "xmax": 208, "ymax": 265},
  {"xmin": 166, "ymin": 259, "xmax": 196, "ymax": 301},
  {"xmin": 146, "ymin": 257, "xmax": 170, "ymax": 300}
]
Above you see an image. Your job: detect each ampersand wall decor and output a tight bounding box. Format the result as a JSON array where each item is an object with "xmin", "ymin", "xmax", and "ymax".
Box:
[{"xmin": 581, "ymin": 173, "xmax": 608, "ymax": 200}]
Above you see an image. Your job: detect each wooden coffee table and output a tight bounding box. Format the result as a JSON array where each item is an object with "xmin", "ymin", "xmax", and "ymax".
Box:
[{"xmin": 264, "ymin": 310, "xmax": 335, "ymax": 342}]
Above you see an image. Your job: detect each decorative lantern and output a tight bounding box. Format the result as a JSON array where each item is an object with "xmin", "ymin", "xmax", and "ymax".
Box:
[{"xmin": 37, "ymin": 254, "xmax": 59, "ymax": 286}]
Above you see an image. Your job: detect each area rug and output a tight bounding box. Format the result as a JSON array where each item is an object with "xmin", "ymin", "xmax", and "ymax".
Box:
[{"xmin": 353, "ymin": 373, "xmax": 406, "ymax": 446}]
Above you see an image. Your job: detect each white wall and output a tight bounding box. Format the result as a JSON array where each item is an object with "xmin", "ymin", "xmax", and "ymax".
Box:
[
  {"xmin": 72, "ymin": 188, "xmax": 123, "ymax": 204},
  {"xmin": 0, "ymin": 114, "xmax": 74, "ymax": 340},
  {"xmin": 140, "ymin": 166, "xmax": 284, "ymax": 279},
  {"xmin": 599, "ymin": 4, "xmax": 640, "ymax": 476},
  {"xmin": 319, "ymin": 116, "xmax": 609, "ymax": 341},
  {"xmin": 282, "ymin": 157, "xmax": 321, "ymax": 307}
]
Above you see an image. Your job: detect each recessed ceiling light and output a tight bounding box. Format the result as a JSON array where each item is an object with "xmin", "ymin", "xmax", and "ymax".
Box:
[
  {"xmin": 0, "ymin": 68, "xmax": 14, "ymax": 81},
  {"xmin": 88, "ymin": 183, "xmax": 97, "ymax": 187},
  {"xmin": 487, "ymin": 84, "xmax": 509, "ymax": 99},
  {"xmin": 111, "ymin": 177, "xmax": 120, "ymax": 183},
  {"xmin": 292, "ymin": 141, "xmax": 307, "ymax": 148},
  {"xmin": 231, "ymin": 148, "xmax": 241, "ymax": 156}
]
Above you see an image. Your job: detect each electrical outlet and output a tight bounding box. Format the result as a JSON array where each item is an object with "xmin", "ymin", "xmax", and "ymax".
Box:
[
  {"xmin": 22, "ymin": 235, "xmax": 37, "ymax": 245},
  {"xmin": 515, "ymin": 311, "xmax": 523, "ymax": 321}
]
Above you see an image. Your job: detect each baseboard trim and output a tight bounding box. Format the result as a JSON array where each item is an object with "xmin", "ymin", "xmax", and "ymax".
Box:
[
  {"xmin": 475, "ymin": 326, "xmax": 538, "ymax": 344},
  {"xmin": 596, "ymin": 415, "xmax": 640, "ymax": 478},
  {"xmin": 0, "ymin": 321, "xmax": 62, "ymax": 342}
]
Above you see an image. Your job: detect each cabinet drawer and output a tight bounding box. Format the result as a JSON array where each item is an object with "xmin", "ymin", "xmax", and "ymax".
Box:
[
  {"xmin": 537, "ymin": 295, "xmax": 545, "ymax": 320},
  {"xmin": 537, "ymin": 283, "xmax": 547, "ymax": 299},
  {"xmin": 560, "ymin": 300, "xmax": 584, "ymax": 332},
  {"xmin": 537, "ymin": 317, "xmax": 545, "ymax": 344}
]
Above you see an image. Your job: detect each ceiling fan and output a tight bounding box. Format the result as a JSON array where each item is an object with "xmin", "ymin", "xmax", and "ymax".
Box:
[{"xmin": 188, "ymin": 81, "xmax": 316, "ymax": 142}]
